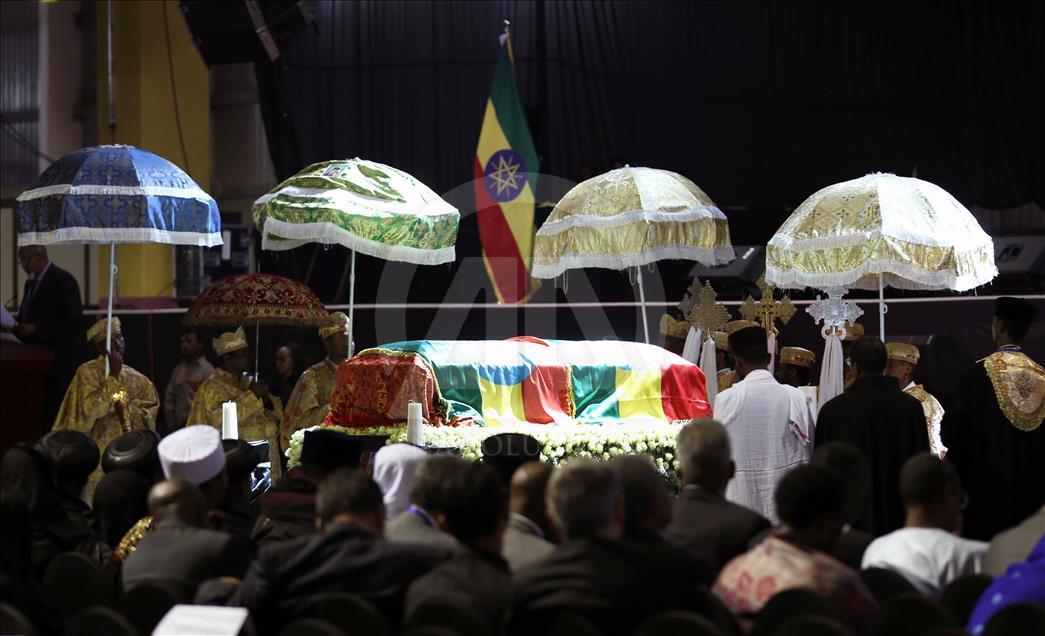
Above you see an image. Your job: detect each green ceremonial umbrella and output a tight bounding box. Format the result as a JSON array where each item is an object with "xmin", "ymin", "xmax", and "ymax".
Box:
[{"xmin": 253, "ymin": 158, "xmax": 460, "ymax": 354}]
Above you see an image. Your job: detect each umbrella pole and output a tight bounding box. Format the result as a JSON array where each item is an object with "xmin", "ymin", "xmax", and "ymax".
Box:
[
  {"xmin": 255, "ymin": 319, "xmax": 260, "ymax": 378},
  {"xmin": 105, "ymin": 242, "xmax": 116, "ymax": 376},
  {"xmin": 348, "ymin": 249, "xmax": 356, "ymax": 357},
  {"xmin": 636, "ymin": 266, "xmax": 650, "ymax": 344},
  {"xmin": 878, "ymin": 273, "xmax": 886, "ymax": 341}
]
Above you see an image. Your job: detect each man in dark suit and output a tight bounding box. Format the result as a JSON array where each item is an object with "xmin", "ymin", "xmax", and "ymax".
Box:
[
  {"xmin": 512, "ymin": 459, "xmax": 711, "ymax": 636},
  {"xmin": 405, "ymin": 459, "xmax": 513, "ymax": 635},
  {"xmin": 816, "ymin": 336, "xmax": 929, "ymax": 536},
  {"xmin": 122, "ymin": 477, "xmax": 251, "ymax": 600},
  {"xmin": 664, "ymin": 419, "xmax": 771, "ymax": 573},
  {"xmin": 501, "ymin": 461, "xmax": 555, "ymax": 571},
  {"xmin": 14, "ymin": 245, "xmax": 85, "ymax": 427},
  {"xmin": 231, "ymin": 469, "xmax": 444, "ymax": 633},
  {"xmin": 252, "ymin": 429, "xmax": 363, "ymax": 548},
  {"xmin": 385, "ymin": 455, "xmax": 459, "ymax": 553}
]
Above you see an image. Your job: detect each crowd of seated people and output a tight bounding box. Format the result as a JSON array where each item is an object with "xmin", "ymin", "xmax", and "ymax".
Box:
[{"xmin": 1, "ymin": 418, "xmax": 1043, "ymax": 636}]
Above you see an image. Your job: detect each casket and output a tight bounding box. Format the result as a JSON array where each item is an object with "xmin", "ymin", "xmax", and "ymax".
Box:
[{"xmin": 325, "ymin": 337, "xmax": 711, "ymax": 428}]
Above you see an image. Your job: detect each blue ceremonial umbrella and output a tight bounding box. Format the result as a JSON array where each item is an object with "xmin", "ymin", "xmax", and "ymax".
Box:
[
  {"xmin": 15, "ymin": 144, "xmax": 221, "ymax": 246},
  {"xmin": 15, "ymin": 144, "xmax": 222, "ymax": 369}
]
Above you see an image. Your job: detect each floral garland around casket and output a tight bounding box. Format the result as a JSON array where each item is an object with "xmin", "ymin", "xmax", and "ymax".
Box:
[{"xmin": 287, "ymin": 422, "xmax": 684, "ymax": 482}]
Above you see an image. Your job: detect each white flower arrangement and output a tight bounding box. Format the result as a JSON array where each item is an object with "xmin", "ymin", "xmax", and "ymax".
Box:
[{"xmin": 286, "ymin": 421, "xmax": 685, "ymax": 481}]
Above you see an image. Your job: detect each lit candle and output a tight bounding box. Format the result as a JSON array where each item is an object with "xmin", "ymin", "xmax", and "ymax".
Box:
[
  {"xmin": 406, "ymin": 401, "xmax": 424, "ymax": 446},
  {"xmin": 222, "ymin": 401, "xmax": 238, "ymax": 439}
]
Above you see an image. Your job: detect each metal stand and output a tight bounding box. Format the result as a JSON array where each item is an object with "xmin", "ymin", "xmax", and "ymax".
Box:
[
  {"xmin": 348, "ymin": 249, "xmax": 356, "ymax": 356},
  {"xmin": 104, "ymin": 242, "xmax": 116, "ymax": 375},
  {"xmin": 878, "ymin": 273, "xmax": 887, "ymax": 341},
  {"xmin": 636, "ymin": 266, "xmax": 650, "ymax": 344}
]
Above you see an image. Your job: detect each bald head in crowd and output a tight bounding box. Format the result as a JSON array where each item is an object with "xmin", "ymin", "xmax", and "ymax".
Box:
[
  {"xmin": 148, "ymin": 478, "xmax": 207, "ymax": 527},
  {"xmin": 546, "ymin": 459, "xmax": 623, "ymax": 541},
  {"xmin": 676, "ymin": 419, "xmax": 734, "ymax": 494}
]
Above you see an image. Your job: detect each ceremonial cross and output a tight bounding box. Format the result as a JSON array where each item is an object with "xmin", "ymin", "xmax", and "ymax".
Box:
[
  {"xmin": 677, "ymin": 278, "xmax": 700, "ymax": 318},
  {"xmin": 739, "ymin": 276, "xmax": 796, "ymax": 336},
  {"xmin": 806, "ymin": 286, "xmax": 864, "ymax": 339},
  {"xmin": 685, "ymin": 279, "xmax": 731, "ymax": 335}
]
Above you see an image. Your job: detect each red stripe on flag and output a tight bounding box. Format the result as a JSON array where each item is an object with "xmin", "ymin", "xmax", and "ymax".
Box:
[
  {"xmin": 521, "ymin": 363, "xmax": 571, "ymax": 425},
  {"xmin": 661, "ymin": 364, "xmax": 713, "ymax": 420},
  {"xmin": 474, "ymin": 156, "xmax": 531, "ymax": 303}
]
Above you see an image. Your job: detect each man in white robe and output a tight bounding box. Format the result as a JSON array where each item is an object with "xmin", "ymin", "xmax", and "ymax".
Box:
[{"xmin": 714, "ymin": 325, "xmax": 815, "ymax": 524}]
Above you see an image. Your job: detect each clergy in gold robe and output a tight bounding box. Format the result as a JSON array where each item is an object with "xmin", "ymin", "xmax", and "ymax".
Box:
[
  {"xmin": 186, "ymin": 326, "xmax": 280, "ymax": 472},
  {"xmin": 885, "ymin": 342, "xmax": 946, "ymax": 458},
  {"xmin": 280, "ymin": 312, "xmax": 350, "ymax": 451},
  {"xmin": 943, "ymin": 297, "xmax": 1044, "ymax": 540},
  {"xmin": 53, "ymin": 317, "xmax": 158, "ymax": 499}
]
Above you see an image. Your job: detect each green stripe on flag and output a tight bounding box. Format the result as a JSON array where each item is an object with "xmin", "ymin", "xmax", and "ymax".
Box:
[{"xmin": 571, "ymin": 366, "xmax": 620, "ymax": 421}]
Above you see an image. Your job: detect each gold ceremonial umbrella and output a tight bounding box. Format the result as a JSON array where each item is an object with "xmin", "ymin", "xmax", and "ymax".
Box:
[
  {"xmin": 531, "ymin": 166, "xmax": 734, "ymax": 343},
  {"xmin": 766, "ymin": 172, "xmax": 997, "ymax": 408},
  {"xmin": 766, "ymin": 172, "xmax": 996, "ymax": 295}
]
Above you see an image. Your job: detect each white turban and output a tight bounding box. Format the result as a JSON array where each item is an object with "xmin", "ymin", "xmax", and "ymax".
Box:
[{"xmin": 158, "ymin": 425, "xmax": 225, "ymax": 485}]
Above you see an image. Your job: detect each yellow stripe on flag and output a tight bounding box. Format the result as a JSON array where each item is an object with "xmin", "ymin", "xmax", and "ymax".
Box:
[
  {"xmin": 478, "ymin": 375, "xmax": 526, "ymax": 426},
  {"xmin": 616, "ymin": 367, "xmax": 667, "ymax": 421}
]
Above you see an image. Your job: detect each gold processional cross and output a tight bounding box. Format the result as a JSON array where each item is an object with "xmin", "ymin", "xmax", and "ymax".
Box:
[
  {"xmin": 683, "ymin": 278, "xmax": 731, "ymax": 335},
  {"xmin": 739, "ymin": 276, "xmax": 796, "ymax": 335}
]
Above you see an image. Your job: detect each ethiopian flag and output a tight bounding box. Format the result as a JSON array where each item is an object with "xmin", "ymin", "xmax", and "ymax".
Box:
[{"xmin": 475, "ymin": 36, "xmax": 539, "ymax": 304}]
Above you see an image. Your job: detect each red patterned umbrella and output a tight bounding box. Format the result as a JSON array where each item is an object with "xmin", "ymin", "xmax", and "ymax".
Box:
[{"xmin": 182, "ymin": 274, "xmax": 332, "ymax": 327}]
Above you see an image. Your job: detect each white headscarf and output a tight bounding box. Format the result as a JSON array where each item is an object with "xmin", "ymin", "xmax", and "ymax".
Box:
[{"xmin": 372, "ymin": 444, "xmax": 428, "ymax": 520}]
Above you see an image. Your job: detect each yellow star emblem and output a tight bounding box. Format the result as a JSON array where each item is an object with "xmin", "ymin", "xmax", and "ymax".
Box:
[{"xmin": 487, "ymin": 153, "xmax": 522, "ymax": 197}]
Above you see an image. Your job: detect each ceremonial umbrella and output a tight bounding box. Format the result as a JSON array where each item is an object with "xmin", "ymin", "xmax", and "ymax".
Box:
[
  {"xmin": 765, "ymin": 172, "xmax": 997, "ymax": 406},
  {"xmin": 182, "ymin": 273, "xmax": 332, "ymax": 376},
  {"xmin": 15, "ymin": 144, "xmax": 222, "ymax": 371},
  {"xmin": 252, "ymin": 158, "xmax": 460, "ymax": 354},
  {"xmin": 182, "ymin": 273, "xmax": 331, "ymax": 327},
  {"xmin": 531, "ymin": 166, "xmax": 734, "ymax": 343}
]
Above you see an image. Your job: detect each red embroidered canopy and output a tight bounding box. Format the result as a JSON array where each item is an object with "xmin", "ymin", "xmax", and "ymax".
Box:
[{"xmin": 182, "ymin": 273, "xmax": 332, "ymax": 327}]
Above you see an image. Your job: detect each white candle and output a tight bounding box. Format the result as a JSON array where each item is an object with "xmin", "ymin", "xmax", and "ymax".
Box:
[
  {"xmin": 222, "ymin": 401, "xmax": 239, "ymax": 439},
  {"xmin": 406, "ymin": 401, "xmax": 424, "ymax": 446}
]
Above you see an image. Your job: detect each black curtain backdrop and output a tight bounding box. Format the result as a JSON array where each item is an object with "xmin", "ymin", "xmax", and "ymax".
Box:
[{"xmin": 251, "ymin": 0, "xmax": 1044, "ymax": 348}]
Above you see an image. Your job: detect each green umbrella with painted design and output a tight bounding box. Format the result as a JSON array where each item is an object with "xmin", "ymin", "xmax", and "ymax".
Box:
[{"xmin": 252, "ymin": 158, "xmax": 460, "ymax": 354}]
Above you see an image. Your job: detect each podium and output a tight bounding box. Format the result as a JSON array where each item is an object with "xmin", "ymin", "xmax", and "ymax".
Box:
[{"xmin": 0, "ymin": 337, "xmax": 53, "ymax": 455}]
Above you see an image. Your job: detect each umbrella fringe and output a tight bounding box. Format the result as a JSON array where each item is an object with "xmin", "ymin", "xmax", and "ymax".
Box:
[
  {"xmin": 765, "ymin": 259, "xmax": 998, "ymax": 293},
  {"xmin": 259, "ymin": 218, "xmax": 456, "ymax": 266},
  {"xmin": 532, "ymin": 244, "xmax": 732, "ymax": 279},
  {"xmin": 16, "ymin": 228, "xmax": 223, "ymax": 247}
]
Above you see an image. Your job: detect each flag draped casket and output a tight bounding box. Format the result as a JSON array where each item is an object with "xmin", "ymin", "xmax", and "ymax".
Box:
[{"xmin": 325, "ymin": 338, "xmax": 712, "ymax": 428}]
